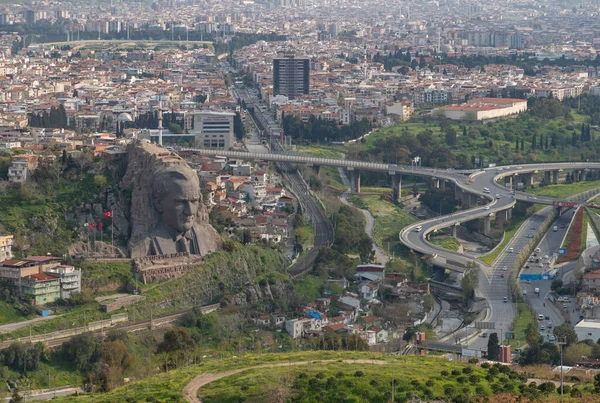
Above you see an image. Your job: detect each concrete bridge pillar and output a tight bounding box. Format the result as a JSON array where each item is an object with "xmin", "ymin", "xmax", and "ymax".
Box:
[
  {"xmin": 349, "ymin": 169, "xmax": 361, "ymax": 194},
  {"xmin": 439, "ymin": 180, "xmax": 446, "ymax": 189},
  {"xmin": 313, "ymin": 165, "xmax": 321, "ymax": 178},
  {"xmin": 505, "ymin": 176, "xmax": 513, "ymax": 189},
  {"xmin": 454, "ymin": 185, "xmax": 462, "ymax": 202},
  {"xmin": 484, "ymin": 216, "xmax": 492, "ymax": 236},
  {"xmin": 430, "ymin": 178, "xmax": 440, "ymax": 189},
  {"xmin": 452, "ymin": 224, "xmax": 458, "ymax": 238},
  {"xmin": 573, "ymin": 170, "xmax": 579, "ymax": 182},
  {"xmin": 552, "ymin": 170, "xmax": 559, "ymax": 184},
  {"xmin": 495, "ymin": 209, "xmax": 510, "ymax": 228},
  {"xmin": 391, "ymin": 174, "xmax": 402, "ymax": 203},
  {"xmin": 521, "ymin": 173, "xmax": 533, "ymax": 188},
  {"xmin": 544, "ymin": 171, "xmax": 552, "ymax": 185}
]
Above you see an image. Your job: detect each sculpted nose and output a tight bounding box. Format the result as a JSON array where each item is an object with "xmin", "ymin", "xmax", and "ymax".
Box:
[{"xmin": 183, "ymin": 201, "xmax": 193, "ymax": 215}]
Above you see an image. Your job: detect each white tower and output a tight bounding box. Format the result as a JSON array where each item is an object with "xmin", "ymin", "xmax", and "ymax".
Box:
[{"xmin": 157, "ymin": 95, "xmax": 163, "ymax": 146}]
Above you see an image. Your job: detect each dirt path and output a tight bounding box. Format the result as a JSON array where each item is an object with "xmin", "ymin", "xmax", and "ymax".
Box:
[{"xmin": 182, "ymin": 359, "xmax": 387, "ymax": 403}]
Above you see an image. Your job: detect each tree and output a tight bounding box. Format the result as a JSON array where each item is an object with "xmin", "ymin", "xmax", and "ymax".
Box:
[
  {"xmin": 520, "ymin": 138, "xmax": 524, "ymax": 151},
  {"xmin": 8, "ymin": 388, "xmax": 23, "ymax": 403},
  {"xmin": 157, "ymin": 328, "xmax": 195, "ymax": 354},
  {"xmin": 551, "ymin": 279, "xmax": 563, "ymax": 291},
  {"xmin": 531, "ymin": 134, "xmax": 537, "ymax": 149},
  {"xmin": 461, "ymin": 264, "xmax": 479, "ymax": 307},
  {"xmin": 515, "ymin": 137, "xmax": 519, "ymax": 152},
  {"xmin": 61, "ymin": 333, "xmax": 98, "ymax": 371},
  {"xmin": 564, "ymin": 343, "xmax": 592, "ymax": 366},
  {"xmin": 168, "ymin": 123, "xmax": 183, "ymax": 134},
  {"xmin": 553, "ymin": 323, "xmax": 578, "ymax": 346},
  {"xmin": 487, "ymin": 332, "xmax": 499, "ymax": 361},
  {"xmin": 93, "ymin": 175, "xmax": 107, "ymax": 190},
  {"xmin": 526, "ymin": 322, "xmax": 541, "ymax": 349}
]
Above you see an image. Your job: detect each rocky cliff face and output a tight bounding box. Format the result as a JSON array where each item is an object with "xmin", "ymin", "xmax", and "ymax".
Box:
[{"xmin": 130, "ymin": 245, "xmax": 293, "ymax": 311}]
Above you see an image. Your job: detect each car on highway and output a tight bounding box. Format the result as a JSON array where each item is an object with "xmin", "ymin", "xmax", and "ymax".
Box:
[
  {"xmin": 485, "ymin": 206, "xmax": 490, "ymax": 210},
  {"xmin": 502, "ymin": 266, "xmax": 508, "ymax": 271},
  {"xmin": 549, "ymin": 335, "xmax": 556, "ymax": 341},
  {"xmin": 541, "ymin": 325, "xmax": 545, "ymax": 331},
  {"xmin": 562, "ymin": 303, "xmax": 568, "ymax": 309},
  {"xmin": 481, "ymin": 332, "xmax": 488, "ymax": 338},
  {"xmin": 503, "ymin": 297, "xmax": 508, "ymax": 303},
  {"xmin": 548, "ymin": 322, "xmax": 553, "ymax": 328},
  {"xmin": 499, "ymin": 273, "xmax": 505, "ymax": 278},
  {"xmin": 414, "ymin": 226, "xmax": 423, "ymax": 232},
  {"xmin": 538, "ymin": 314, "xmax": 544, "ymax": 320},
  {"xmin": 527, "ymin": 234, "xmax": 534, "ymax": 238},
  {"xmin": 495, "ymin": 194, "xmax": 501, "ymax": 199},
  {"xmin": 508, "ymin": 247, "xmax": 514, "ymax": 253},
  {"xmin": 535, "ymin": 248, "xmax": 541, "ymax": 253},
  {"xmin": 561, "ymin": 224, "xmax": 566, "ymax": 228}
]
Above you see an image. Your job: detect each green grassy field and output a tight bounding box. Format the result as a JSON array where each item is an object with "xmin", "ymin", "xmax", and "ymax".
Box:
[
  {"xmin": 510, "ymin": 303, "xmax": 536, "ymax": 349},
  {"xmin": 347, "ymin": 195, "xmax": 416, "ymax": 258},
  {"xmin": 0, "ymin": 301, "xmax": 32, "ymax": 326},
  {"xmin": 479, "ymin": 217, "xmax": 528, "ymax": 265},
  {"xmin": 526, "ymin": 180, "xmax": 600, "ymax": 199},
  {"xmin": 429, "ymin": 236, "xmax": 461, "ymax": 252},
  {"xmin": 44, "ymin": 351, "xmax": 548, "ymax": 403},
  {"xmin": 297, "ymin": 146, "xmax": 346, "ymax": 191}
]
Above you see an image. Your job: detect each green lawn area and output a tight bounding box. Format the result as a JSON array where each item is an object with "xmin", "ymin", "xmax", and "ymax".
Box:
[
  {"xmin": 479, "ymin": 217, "xmax": 528, "ymax": 265},
  {"xmin": 45, "ymin": 351, "xmax": 541, "ymax": 403},
  {"xmin": 429, "ymin": 236, "xmax": 461, "ymax": 252},
  {"xmin": 347, "ymin": 194, "xmax": 416, "ymax": 258},
  {"xmin": 297, "ymin": 146, "xmax": 346, "ymax": 191},
  {"xmin": 526, "ymin": 180, "xmax": 600, "ymax": 199},
  {"xmin": 0, "ymin": 301, "xmax": 32, "ymax": 326},
  {"xmin": 510, "ymin": 303, "xmax": 536, "ymax": 349},
  {"xmin": 199, "ymin": 359, "xmax": 496, "ymax": 402}
]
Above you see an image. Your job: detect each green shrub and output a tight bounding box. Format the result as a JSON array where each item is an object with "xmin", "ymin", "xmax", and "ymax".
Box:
[
  {"xmin": 462, "ymin": 367, "xmax": 473, "ymax": 374},
  {"xmin": 425, "ymin": 379, "xmax": 434, "ymax": 387},
  {"xmin": 354, "ymin": 370, "xmax": 364, "ymax": 377},
  {"xmin": 441, "ymin": 370, "xmax": 449, "ymax": 377},
  {"xmin": 451, "ymin": 369, "xmax": 461, "ymax": 376}
]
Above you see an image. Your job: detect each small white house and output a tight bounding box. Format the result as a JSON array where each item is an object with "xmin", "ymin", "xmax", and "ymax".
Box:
[{"xmin": 574, "ymin": 319, "xmax": 600, "ymax": 341}]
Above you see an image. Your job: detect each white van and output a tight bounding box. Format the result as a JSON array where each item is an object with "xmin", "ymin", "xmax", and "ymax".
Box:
[
  {"xmin": 538, "ymin": 314, "xmax": 544, "ymax": 320},
  {"xmin": 483, "ymin": 188, "xmax": 490, "ymax": 193},
  {"xmin": 415, "ymin": 226, "xmax": 423, "ymax": 232},
  {"xmin": 553, "ymin": 226, "xmax": 558, "ymax": 232}
]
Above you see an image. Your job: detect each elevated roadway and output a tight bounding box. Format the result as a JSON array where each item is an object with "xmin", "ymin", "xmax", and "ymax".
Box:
[{"xmin": 178, "ymin": 148, "xmax": 600, "ymax": 349}]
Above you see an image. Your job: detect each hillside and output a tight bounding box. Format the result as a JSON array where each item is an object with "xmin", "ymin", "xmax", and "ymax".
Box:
[{"xmin": 42, "ymin": 351, "xmax": 597, "ymax": 403}]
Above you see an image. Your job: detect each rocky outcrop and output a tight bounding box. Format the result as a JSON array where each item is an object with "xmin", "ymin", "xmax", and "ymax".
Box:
[
  {"xmin": 68, "ymin": 241, "xmax": 128, "ymax": 258},
  {"xmin": 140, "ymin": 246, "xmax": 292, "ymax": 310}
]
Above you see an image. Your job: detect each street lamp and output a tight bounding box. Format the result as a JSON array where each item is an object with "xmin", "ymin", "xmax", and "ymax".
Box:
[{"xmin": 558, "ymin": 337, "xmax": 566, "ymax": 403}]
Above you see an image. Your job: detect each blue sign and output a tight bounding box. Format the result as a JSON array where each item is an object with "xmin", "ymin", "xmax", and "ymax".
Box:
[
  {"xmin": 519, "ymin": 273, "xmax": 543, "ymax": 281},
  {"xmin": 558, "ymin": 248, "xmax": 566, "ymax": 255}
]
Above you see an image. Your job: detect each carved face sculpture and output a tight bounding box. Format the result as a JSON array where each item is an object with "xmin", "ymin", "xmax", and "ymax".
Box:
[{"xmin": 152, "ymin": 167, "xmax": 201, "ymax": 234}]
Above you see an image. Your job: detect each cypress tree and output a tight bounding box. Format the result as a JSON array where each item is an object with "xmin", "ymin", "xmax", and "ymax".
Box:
[
  {"xmin": 520, "ymin": 138, "xmax": 524, "ymax": 151},
  {"xmin": 545, "ymin": 134, "xmax": 549, "ymax": 149},
  {"xmin": 515, "ymin": 137, "xmax": 519, "ymax": 152},
  {"xmin": 531, "ymin": 134, "xmax": 537, "ymax": 149},
  {"xmin": 572, "ymin": 131, "xmax": 578, "ymax": 147}
]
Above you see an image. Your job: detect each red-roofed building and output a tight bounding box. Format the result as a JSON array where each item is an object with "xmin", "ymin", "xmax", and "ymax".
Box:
[{"xmin": 583, "ymin": 269, "xmax": 600, "ymax": 292}]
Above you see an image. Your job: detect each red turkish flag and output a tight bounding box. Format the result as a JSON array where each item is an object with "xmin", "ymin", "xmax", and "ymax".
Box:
[
  {"xmin": 103, "ymin": 211, "xmax": 113, "ymax": 219},
  {"xmin": 98, "ymin": 223, "xmax": 103, "ymax": 230},
  {"xmin": 88, "ymin": 223, "xmax": 96, "ymax": 228}
]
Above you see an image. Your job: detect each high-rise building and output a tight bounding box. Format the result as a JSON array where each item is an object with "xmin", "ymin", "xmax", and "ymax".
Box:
[
  {"xmin": 273, "ymin": 55, "xmax": 310, "ymax": 99},
  {"xmin": 193, "ymin": 111, "xmax": 235, "ymax": 149}
]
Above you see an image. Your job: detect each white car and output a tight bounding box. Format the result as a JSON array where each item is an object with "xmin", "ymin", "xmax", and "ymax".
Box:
[
  {"xmin": 502, "ymin": 266, "xmax": 508, "ymax": 271},
  {"xmin": 535, "ymin": 248, "xmax": 541, "ymax": 253},
  {"xmin": 508, "ymin": 247, "xmax": 514, "ymax": 253},
  {"xmin": 485, "ymin": 206, "xmax": 490, "ymax": 210}
]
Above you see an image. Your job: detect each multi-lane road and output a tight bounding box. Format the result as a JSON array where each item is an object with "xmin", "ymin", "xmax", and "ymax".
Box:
[{"xmin": 233, "ymin": 83, "xmax": 600, "ymax": 348}]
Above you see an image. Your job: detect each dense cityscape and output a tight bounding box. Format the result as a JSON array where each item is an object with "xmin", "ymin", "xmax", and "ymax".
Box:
[{"xmin": 3, "ymin": 0, "xmax": 600, "ymax": 402}]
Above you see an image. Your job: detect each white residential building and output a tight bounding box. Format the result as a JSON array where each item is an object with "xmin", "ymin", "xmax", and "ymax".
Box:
[
  {"xmin": 45, "ymin": 265, "xmax": 82, "ymax": 299},
  {"xmin": 192, "ymin": 111, "xmax": 235, "ymax": 150},
  {"xmin": 575, "ymin": 319, "xmax": 600, "ymax": 342},
  {"xmin": 0, "ymin": 235, "xmax": 13, "ymax": 262}
]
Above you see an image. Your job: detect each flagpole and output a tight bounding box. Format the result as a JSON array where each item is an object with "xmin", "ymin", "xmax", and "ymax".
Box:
[{"xmin": 111, "ymin": 219, "xmax": 114, "ymax": 257}]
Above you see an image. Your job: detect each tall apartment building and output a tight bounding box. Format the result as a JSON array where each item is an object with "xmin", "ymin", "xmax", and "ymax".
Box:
[
  {"xmin": 273, "ymin": 55, "xmax": 310, "ymax": 99},
  {"xmin": 193, "ymin": 111, "xmax": 235, "ymax": 149}
]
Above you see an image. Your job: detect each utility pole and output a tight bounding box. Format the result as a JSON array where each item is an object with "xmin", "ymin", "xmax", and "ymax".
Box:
[{"xmin": 558, "ymin": 337, "xmax": 566, "ymax": 403}]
